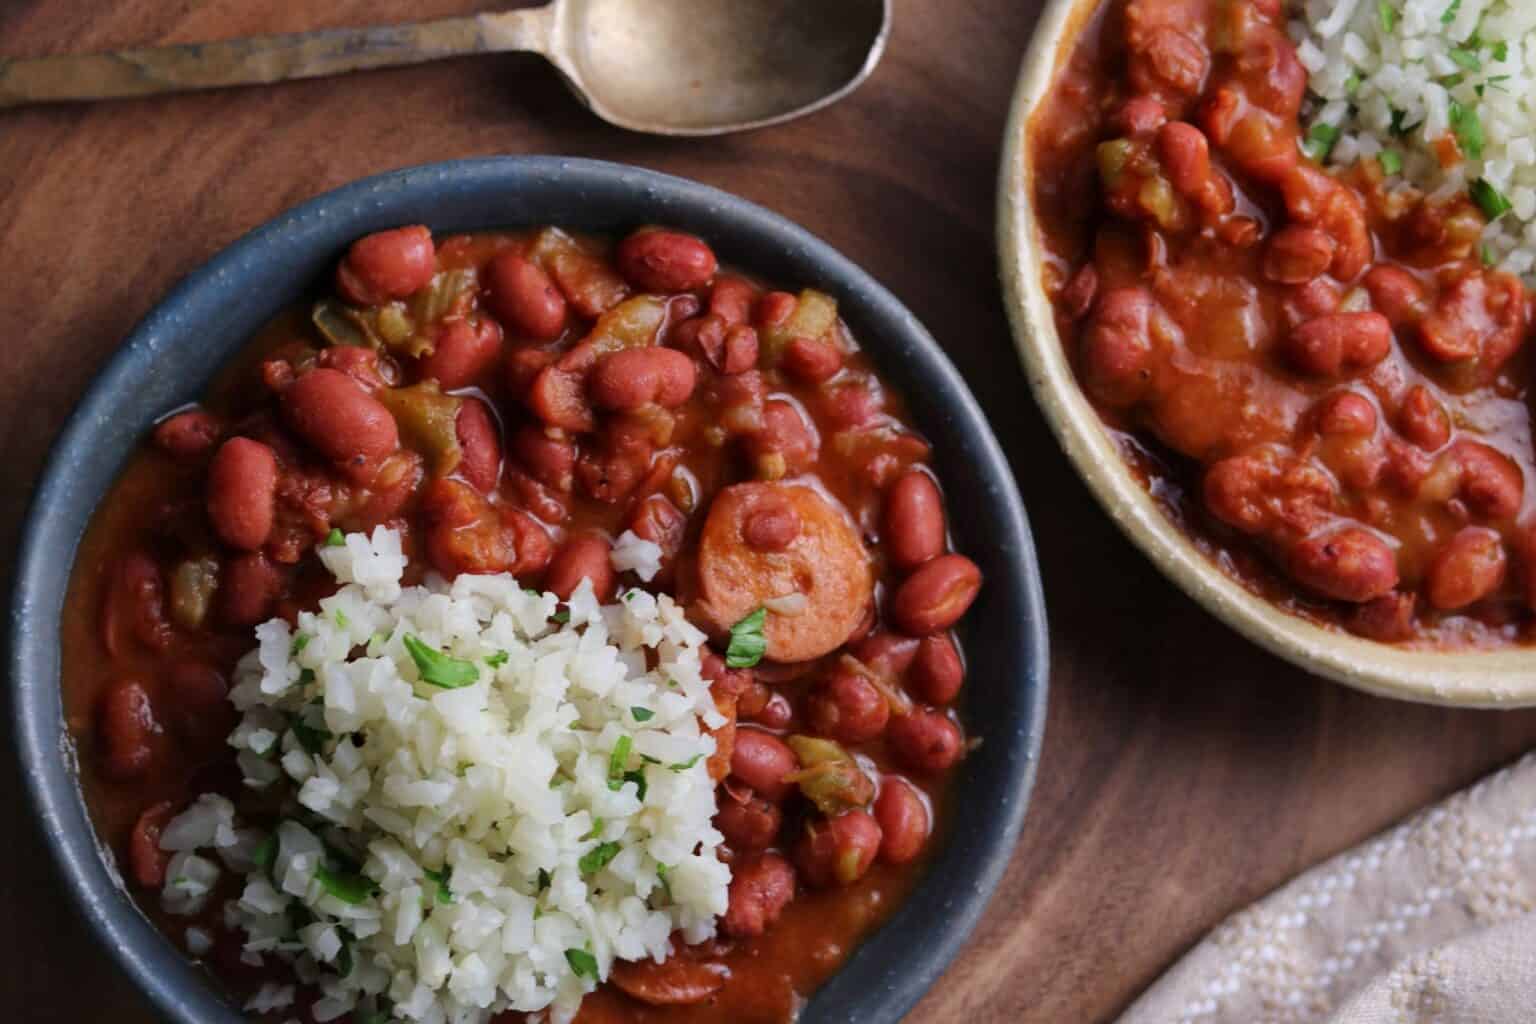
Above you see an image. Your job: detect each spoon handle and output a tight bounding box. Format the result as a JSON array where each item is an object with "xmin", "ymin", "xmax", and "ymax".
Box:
[{"xmin": 0, "ymin": 8, "xmax": 553, "ymax": 109}]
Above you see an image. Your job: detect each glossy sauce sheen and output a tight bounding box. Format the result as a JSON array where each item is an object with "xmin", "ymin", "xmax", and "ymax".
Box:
[
  {"xmin": 1032, "ymin": 0, "xmax": 1536, "ymax": 647},
  {"xmin": 62, "ymin": 226, "xmax": 974, "ymax": 1021}
]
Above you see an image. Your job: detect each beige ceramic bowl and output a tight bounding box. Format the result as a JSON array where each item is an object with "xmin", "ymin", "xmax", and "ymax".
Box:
[{"xmin": 997, "ymin": 0, "xmax": 1536, "ymax": 707}]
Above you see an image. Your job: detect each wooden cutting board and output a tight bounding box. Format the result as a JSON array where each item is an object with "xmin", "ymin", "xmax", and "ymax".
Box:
[{"xmin": 3, "ymin": 1, "xmax": 1536, "ymax": 1021}]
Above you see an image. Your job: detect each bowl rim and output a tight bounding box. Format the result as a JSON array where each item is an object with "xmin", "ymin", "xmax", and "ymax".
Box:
[
  {"xmin": 12, "ymin": 156, "xmax": 1049, "ymax": 1022},
  {"xmin": 998, "ymin": 0, "xmax": 1536, "ymax": 708}
]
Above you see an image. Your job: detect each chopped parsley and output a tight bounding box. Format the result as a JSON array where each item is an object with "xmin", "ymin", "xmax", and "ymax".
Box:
[
  {"xmin": 251, "ymin": 834, "xmax": 277, "ymax": 870},
  {"xmin": 1344, "ymin": 73, "xmax": 1362, "ymax": 95},
  {"xmin": 579, "ymin": 842, "xmax": 621, "ymax": 875},
  {"xmin": 1448, "ymin": 47, "xmax": 1480, "ymax": 71},
  {"xmin": 1303, "ymin": 122, "xmax": 1340, "ymax": 162},
  {"xmin": 402, "ymin": 634, "xmax": 479, "ymax": 689},
  {"xmin": 668, "ymin": 753, "xmax": 704, "ymax": 772},
  {"xmin": 289, "ymin": 713, "xmax": 332, "ymax": 756},
  {"xmin": 537, "ymin": 868, "xmax": 552, "ymax": 891},
  {"xmin": 485, "ymin": 650, "xmax": 509, "ymax": 668},
  {"xmin": 1378, "ymin": 150, "xmax": 1403, "ymax": 175},
  {"xmin": 1378, "ymin": 0, "xmax": 1397, "ymax": 32},
  {"xmin": 290, "ymin": 633, "xmax": 310, "ymax": 655},
  {"xmin": 551, "ymin": 608, "xmax": 571, "ymax": 624},
  {"xmin": 314, "ymin": 863, "xmax": 375, "ymax": 905},
  {"xmin": 422, "ymin": 866, "xmax": 453, "ymax": 905},
  {"xmin": 624, "ymin": 769, "xmax": 648, "ymax": 801},
  {"xmin": 334, "ymin": 608, "xmax": 349, "ymax": 628},
  {"xmin": 1470, "ymin": 178, "xmax": 1512, "ymax": 221},
  {"xmin": 1493, "ymin": 41, "xmax": 1509, "ymax": 62},
  {"xmin": 565, "ymin": 947, "xmax": 598, "ymax": 980},
  {"xmin": 630, "ymin": 706, "xmax": 655, "ymax": 723},
  {"xmin": 725, "ymin": 607, "xmax": 768, "ymax": 668},
  {"xmin": 1449, "ymin": 101, "xmax": 1484, "ymax": 159},
  {"xmin": 324, "ymin": 528, "xmax": 345, "ymax": 547},
  {"xmin": 1440, "ymin": 0, "xmax": 1460, "ymax": 23},
  {"xmin": 607, "ymin": 736, "xmax": 633, "ymax": 790}
]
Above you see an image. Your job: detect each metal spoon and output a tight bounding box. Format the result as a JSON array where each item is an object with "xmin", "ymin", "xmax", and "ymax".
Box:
[{"xmin": 0, "ymin": 0, "xmax": 891, "ymax": 136}]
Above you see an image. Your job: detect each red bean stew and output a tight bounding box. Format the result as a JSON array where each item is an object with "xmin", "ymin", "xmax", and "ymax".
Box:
[
  {"xmin": 62, "ymin": 223, "xmax": 981, "ymax": 1021},
  {"xmin": 1031, "ymin": 0, "xmax": 1536, "ymax": 647}
]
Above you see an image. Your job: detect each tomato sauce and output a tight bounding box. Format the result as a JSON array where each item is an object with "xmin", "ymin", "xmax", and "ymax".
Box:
[
  {"xmin": 1031, "ymin": 0, "xmax": 1536, "ymax": 646},
  {"xmin": 60, "ymin": 225, "xmax": 978, "ymax": 1021}
]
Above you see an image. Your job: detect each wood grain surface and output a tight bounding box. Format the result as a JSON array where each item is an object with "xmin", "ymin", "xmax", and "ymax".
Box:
[{"xmin": 4, "ymin": 2, "xmax": 1536, "ymax": 1021}]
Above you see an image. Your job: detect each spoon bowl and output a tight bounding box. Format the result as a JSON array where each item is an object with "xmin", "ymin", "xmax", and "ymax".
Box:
[
  {"xmin": 0, "ymin": 0, "xmax": 892, "ymax": 136},
  {"xmin": 555, "ymin": 0, "xmax": 890, "ymax": 134}
]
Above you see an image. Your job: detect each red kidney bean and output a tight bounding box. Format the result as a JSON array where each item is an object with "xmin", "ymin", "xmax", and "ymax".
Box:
[
  {"xmin": 1113, "ymin": 94, "xmax": 1167, "ymax": 136},
  {"xmin": 1287, "ymin": 526, "xmax": 1399, "ymax": 602},
  {"xmin": 335, "ymin": 225, "xmax": 436, "ymax": 306},
  {"xmin": 781, "ymin": 336, "xmax": 843, "ymax": 383},
  {"xmin": 544, "ymin": 533, "xmax": 616, "ymax": 602},
  {"xmin": 721, "ymin": 853, "xmax": 796, "ymax": 938},
  {"xmin": 715, "ymin": 795, "xmax": 783, "ymax": 850},
  {"xmin": 891, "ymin": 554, "xmax": 982, "ymax": 635},
  {"xmin": 1364, "ymin": 265, "xmax": 1426, "ymax": 324},
  {"xmin": 754, "ymin": 692, "xmax": 793, "ymax": 730},
  {"xmin": 851, "ymin": 632, "xmax": 920, "ymax": 676},
  {"xmin": 806, "ymin": 670, "xmax": 890, "ymax": 744},
  {"xmin": 1397, "ymin": 386, "xmax": 1450, "ymax": 451},
  {"xmin": 626, "ymin": 494, "xmax": 687, "ymax": 564},
  {"xmin": 729, "ymin": 727, "xmax": 798, "ymax": 803},
  {"xmin": 721, "ymin": 324, "xmax": 759, "ymax": 375},
  {"xmin": 454, "ymin": 399, "xmax": 502, "ymax": 494},
  {"xmin": 1262, "ymin": 225, "xmax": 1336, "ymax": 285},
  {"xmin": 503, "ymin": 507, "xmax": 554, "ymax": 578},
  {"xmin": 99, "ymin": 679, "xmax": 161, "ymax": 781},
  {"xmin": 794, "ymin": 810, "xmax": 883, "ymax": 888},
  {"xmin": 1080, "ymin": 287, "xmax": 1160, "ymax": 407},
  {"xmin": 746, "ymin": 400, "xmax": 818, "ymax": 476},
  {"xmin": 1426, "ymin": 527, "xmax": 1507, "ymax": 611},
  {"xmin": 910, "ymin": 633, "xmax": 964, "ymax": 704},
  {"xmin": 1285, "ymin": 312, "xmax": 1393, "ymax": 376},
  {"xmin": 884, "ymin": 470, "xmax": 946, "ymax": 571},
  {"xmin": 1348, "ymin": 590, "xmax": 1417, "ymax": 643},
  {"xmin": 281, "ymin": 368, "xmax": 399, "ymax": 462},
  {"xmin": 615, "ymin": 229, "xmax": 718, "ymax": 293},
  {"xmin": 888, "ymin": 709, "xmax": 964, "ymax": 775},
  {"xmin": 576, "ymin": 420, "xmax": 655, "ymax": 503},
  {"xmin": 219, "ymin": 552, "xmax": 284, "ymax": 625},
  {"xmin": 486, "ymin": 251, "xmax": 567, "ymax": 341},
  {"xmin": 418, "ymin": 317, "xmax": 503, "ymax": 389},
  {"xmin": 128, "ymin": 800, "xmax": 177, "ymax": 888},
  {"xmin": 671, "ymin": 314, "xmax": 728, "ymax": 368},
  {"xmin": 874, "ymin": 778, "xmax": 931, "ymax": 865},
  {"xmin": 589, "ymin": 347, "xmax": 697, "ymax": 412},
  {"xmin": 756, "ymin": 291, "xmax": 798, "ymax": 330},
  {"xmin": 165, "ymin": 662, "xmax": 235, "ymax": 749},
  {"xmin": 205, "ymin": 438, "xmax": 277, "ymax": 552},
  {"xmin": 153, "ymin": 410, "xmax": 222, "ymax": 458},
  {"xmin": 742, "ymin": 494, "xmax": 800, "ymax": 551},
  {"xmin": 102, "ymin": 553, "xmax": 173, "ymax": 656},
  {"xmin": 1154, "ymin": 122, "xmax": 1209, "ymax": 191},
  {"xmin": 508, "ymin": 424, "xmax": 576, "ymax": 493},
  {"xmin": 1316, "ymin": 391, "xmax": 1377, "ymax": 436},
  {"xmin": 1455, "ymin": 441, "xmax": 1524, "ymax": 520},
  {"xmin": 821, "ymin": 382, "xmax": 884, "ymax": 432},
  {"xmin": 709, "ymin": 276, "xmax": 759, "ymax": 325}
]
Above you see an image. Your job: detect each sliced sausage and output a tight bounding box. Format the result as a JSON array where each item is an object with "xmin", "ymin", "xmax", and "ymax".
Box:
[{"xmin": 691, "ymin": 483, "xmax": 874, "ymax": 663}]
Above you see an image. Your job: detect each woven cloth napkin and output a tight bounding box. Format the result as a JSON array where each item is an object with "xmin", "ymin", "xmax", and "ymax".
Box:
[{"xmin": 1118, "ymin": 753, "xmax": 1536, "ymax": 1024}]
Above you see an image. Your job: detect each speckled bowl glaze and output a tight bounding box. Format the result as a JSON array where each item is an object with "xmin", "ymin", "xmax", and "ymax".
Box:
[
  {"xmin": 12, "ymin": 158, "xmax": 1048, "ymax": 1023},
  {"xmin": 999, "ymin": 0, "xmax": 1536, "ymax": 707}
]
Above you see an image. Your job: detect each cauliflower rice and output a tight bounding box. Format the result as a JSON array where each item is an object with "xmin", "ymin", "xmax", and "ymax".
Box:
[
  {"xmin": 1292, "ymin": 0, "xmax": 1536, "ymax": 283},
  {"xmin": 156, "ymin": 526, "xmax": 730, "ymax": 1024}
]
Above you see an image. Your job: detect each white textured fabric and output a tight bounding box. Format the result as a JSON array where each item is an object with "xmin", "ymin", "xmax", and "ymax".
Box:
[{"xmin": 1119, "ymin": 753, "xmax": 1536, "ymax": 1024}]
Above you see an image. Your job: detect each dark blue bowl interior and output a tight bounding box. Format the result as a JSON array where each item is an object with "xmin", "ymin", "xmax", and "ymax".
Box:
[{"xmin": 11, "ymin": 157, "xmax": 1047, "ymax": 1023}]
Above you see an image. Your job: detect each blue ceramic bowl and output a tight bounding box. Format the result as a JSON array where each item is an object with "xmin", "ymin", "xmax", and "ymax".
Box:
[{"xmin": 11, "ymin": 157, "xmax": 1047, "ymax": 1023}]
